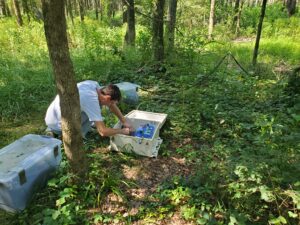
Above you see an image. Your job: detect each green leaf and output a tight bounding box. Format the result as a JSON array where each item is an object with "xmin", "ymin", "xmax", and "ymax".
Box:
[
  {"xmin": 47, "ymin": 178, "xmax": 58, "ymax": 188},
  {"xmin": 259, "ymin": 186, "xmax": 275, "ymax": 202},
  {"xmin": 94, "ymin": 214, "xmax": 103, "ymax": 223},
  {"xmin": 291, "ymin": 114, "xmax": 300, "ymax": 122},
  {"xmin": 269, "ymin": 216, "xmax": 287, "ymax": 224},
  {"xmin": 197, "ymin": 218, "xmax": 208, "ymax": 225},
  {"xmin": 288, "ymin": 211, "xmax": 298, "ymax": 218},
  {"xmin": 229, "ymin": 215, "xmax": 238, "ymax": 225},
  {"xmin": 52, "ymin": 210, "xmax": 61, "ymax": 220},
  {"xmin": 56, "ymin": 197, "xmax": 66, "ymax": 206}
]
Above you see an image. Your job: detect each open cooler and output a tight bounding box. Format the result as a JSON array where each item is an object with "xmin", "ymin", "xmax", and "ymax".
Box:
[
  {"xmin": 110, "ymin": 110, "xmax": 167, "ymax": 157},
  {"xmin": 0, "ymin": 134, "xmax": 62, "ymax": 212}
]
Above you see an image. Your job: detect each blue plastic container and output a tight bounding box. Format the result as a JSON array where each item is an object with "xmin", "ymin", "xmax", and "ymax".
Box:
[
  {"xmin": 0, "ymin": 134, "xmax": 62, "ymax": 212},
  {"xmin": 134, "ymin": 124, "xmax": 155, "ymax": 139}
]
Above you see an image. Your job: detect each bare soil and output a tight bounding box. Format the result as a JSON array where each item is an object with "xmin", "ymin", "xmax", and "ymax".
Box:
[{"xmin": 88, "ymin": 146, "xmax": 194, "ymax": 225}]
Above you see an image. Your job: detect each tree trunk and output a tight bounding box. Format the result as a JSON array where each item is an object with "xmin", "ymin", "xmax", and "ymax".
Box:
[
  {"xmin": 124, "ymin": 0, "xmax": 136, "ymax": 46},
  {"xmin": 286, "ymin": 0, "xmax": 296, "ymax": 17},
  {"xmin": 99, "ymin": 0, "xmax": 103, "ymax": 20},
  {"xmin": 152, "ymin": 0, "xmax": 165, "ymax": 62},
  {"xmin": 122, "ymin": 0, "xmax": 127, "ymax": 23},
  {"xmin": 166, "ymin": 0, "xmax": 177, "ymax": 53},
  {"xmin": 41, "ymin": 0, "xmax": 86, "ymax": 178},
  {"xmin": 21, "ymin": 0, "xmax": 30, "ymax": 22},
  {"xmin": 78, "ymin": 0, "xmax": 84, "ymax": 21},
  {"xmin": 66, "ymin": 0, "xmax": 74, "ymax": 25},
  {"xmin": 107, "ymin": 0, "xmax": 114, "ymax": 18},
  {"xmin": 0, "ymin": 0, "xmax": 7, "ymax": 16},
  {"xmin": 208, "ymin": 0, "xmax": 215, "ymax": 40},
  {"xmin": 13, "ymin": 0, "xmax": 23, "ymax": 26},
  {"xmin": 94, "ymin": 0, "xmax": 99, "ymax": 20},
  {"xmin": 232, "ymin": 0, "xmax": 240, "ymax": 28},
  {"xmin": 6, "ymin": 0, "xmax": 11, "ymax": 16},
  {"xmin": 235, "ymin": 0, "xmax": 244, "ymax": 36},
  {"xmin": 252, "ymin": 0, "xmax": 267, "ymax": 66}
]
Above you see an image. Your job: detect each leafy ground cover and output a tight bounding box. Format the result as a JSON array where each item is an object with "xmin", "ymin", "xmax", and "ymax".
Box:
[{"xmin": 0, "ymin": 13, "xmax": 300, "ymax": 225}]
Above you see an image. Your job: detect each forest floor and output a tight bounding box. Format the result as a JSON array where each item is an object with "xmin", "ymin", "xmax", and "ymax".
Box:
[{"xmin": 86, "ymin": 138, "xmax": 198, "ymax": 225}]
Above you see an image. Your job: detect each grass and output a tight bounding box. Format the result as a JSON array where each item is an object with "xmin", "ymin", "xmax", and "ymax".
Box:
[{"xmin": 0, "ymin": 10, "xmax": 300, "ymax": 224}]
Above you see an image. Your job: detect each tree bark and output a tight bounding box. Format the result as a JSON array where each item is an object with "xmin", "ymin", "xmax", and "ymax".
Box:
[
  {"xmin": 6, "ymin": 0, "xmax": 11, "ymax": 16},
  {"xmin": 232, "ymin": 0, "xmax": 240, "ymax": 28},
  {"xmin": 252, "ymin": 0, "xmax": 268, "ymax": 66},
  {"xmin": 208, "ymin": 0, "xmax": 215, "ymax": 40},
  {"xmin": 41, "ymin": 0, "xmax": 86, "ymax": 178},
  {"xmin": 122, "ymin": 0, "xmax": 127, "ymax": 23},
  {"xmin": 66, "ymin": 0, "xmax": 74, "ymax": 24},
  {"xmin": 166, "ymin": 0, "xmax": 177, "ymax": 53},
  {"xmin": 124, "ymin": 0, "xmax": 136, "ymax": 46},
  {"xmin": 78, "ymin": 0, "xmax": 84, "ymax": 21},
  {"xmin": 99, "ymin": 0, "xmax": 103, "ymax": 20},
  {"xmin": 12, "ymin": 0, "xmax": 23, "ymax": 26},
  {"xmin": 286, "ymin": 0, "xmax": 296, "ymax": 17},
  {"xmin": 107, "ymin": 0, "xmax": 115, "ymax": 18},
  {"xmin": 0, "ymin": 0, "xmax": 7, "ymax": 16},
  {"xmin": 94, "ymin": 0, "xmax": 99, "ymax": 20},
  {"xmin": 21, "ymin": 0, "xmax": 30, "ymax": 22},
  {"xmin": 235, "ymin": 0, "xmax": 244, "ymax": 36},
  {"xmin": 152, "ymin": 0, "xmax": 165, "ymax": 62}
]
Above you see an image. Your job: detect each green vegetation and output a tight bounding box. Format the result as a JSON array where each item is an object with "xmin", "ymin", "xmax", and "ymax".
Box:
[{"xmin": 0, "ymin": 3, "xmax": 299, "ymax": 225}]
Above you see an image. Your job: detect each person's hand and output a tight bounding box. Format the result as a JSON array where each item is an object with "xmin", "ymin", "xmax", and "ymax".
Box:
[
  {"xmin": 122, "ymin": 120, "xmax": 133, "ymax": 131},
  {"xmin": 121, "ymin": 127, "xmax": 130, "ymax": 135}
]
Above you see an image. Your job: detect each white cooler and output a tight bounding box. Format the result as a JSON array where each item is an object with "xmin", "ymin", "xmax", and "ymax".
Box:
[
  {"xmin": 0, "ymin": 134, "xmax": 62, "ymax": 212},
  {"xmin": 110, "ymin": 110, "xmax": 167, "ymax": 157}
]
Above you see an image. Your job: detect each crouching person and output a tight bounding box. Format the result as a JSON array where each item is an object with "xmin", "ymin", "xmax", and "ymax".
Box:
[{"xmin": 45, "ymin": 80, "xmax": 132, "ymax": 138}]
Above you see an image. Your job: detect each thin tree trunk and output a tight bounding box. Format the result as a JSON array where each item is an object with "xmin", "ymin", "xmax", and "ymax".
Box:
[
  {"xmin": 124, "ymin": 0, "xmax": 136, "ymax": 46},
  {"xmin": 41, "ymin": 0, "xmax": 86, "ymax": 178},
  {"xmin": 66, "ymin": 0, "xmax": 74, "ymax": 25},
  {"xmin": 232, "ymin": 0, "xmax": 240, "ymax": 28},
  {"xmin": 122, "ymin": 0, "xmax": 127, "ymax": 23},
  {"xmin": 208, "ymin": 0, "xmax": 215, "ymax": 40},
  {"xmin": 79, "ymin": 0, "xmax": 84, "ymax": 21},
  {"xmin": 0, "ymin": 0, "xmax": 7, "ymax": 16},
  {"xmin": 13, "ymin": 0, "xmax": 23, "ymax": 26},
  {"xmin": 152, "ymin": 0, "xmax": 165, "ymax": 62},
  {"xmin": 99, "ymin": 0, "xmax": 103, "ymax": 20},
  {"xmin": 6, "ymin": 1, "xmax": 11, "ymax": 16},
  {"xmin": 286, "ymin": 0, "xmax": 296, "ymax": 17},
  {"xmin": 166, "ymin": 0, "xmax": 177, "ymax": 53},
  {"xmin": 94, "ymin": 0, "xmax": 99, "ymax": 20},
  {"xmin": 74, "ymin": 0, "xmax": 78, "ymax": 15},
  {"xmin": 235, "ymin": 0, "xmax": 244, "ymax": 36},
  {"xmin": 107, "ymin": 0, "xmax": 114, "ymax": 18},
  {"xmin": 253, "ymin": 0, "xmax": 267, "ymax": 66},
  {"xmin": 22, "ymin": 0, "xmax": 30, "ymax": 22}
]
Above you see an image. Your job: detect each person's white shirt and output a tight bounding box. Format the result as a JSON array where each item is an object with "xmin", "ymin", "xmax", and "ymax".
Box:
[{"xmin": 45, "ymin": 80, "xmax": 103, "ymax": 132}]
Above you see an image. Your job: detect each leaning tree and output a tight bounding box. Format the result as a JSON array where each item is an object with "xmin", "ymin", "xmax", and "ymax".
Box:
[{"xmin": 252, "ymin": 0, "xmax": 268, "ymax": 66}]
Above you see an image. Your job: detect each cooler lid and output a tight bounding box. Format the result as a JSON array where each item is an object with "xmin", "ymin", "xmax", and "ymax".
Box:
[
  {"xmin": 125, "ymin": 110, "xmax": 167, "ymax": 128},
  {"xmin": 115, "ymin": 82, "xmax": 140, "ymax": 91},
  {"xmin": 0, "ymin": 134, "xmax": 61, "ymax": 179}
]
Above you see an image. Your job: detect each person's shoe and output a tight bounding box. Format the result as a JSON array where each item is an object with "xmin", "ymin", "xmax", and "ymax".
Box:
[
  {"xmin": 44, "ymin": 130, "xmax": 62, "ymax": 139},
  {"xmin": 45, "ymin": 131, "xmax": 55, "ymax": 138}
]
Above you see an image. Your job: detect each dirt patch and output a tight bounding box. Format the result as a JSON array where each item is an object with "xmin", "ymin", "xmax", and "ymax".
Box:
[{"xmin": 89, "ymin": 150, "xmax": 193, "ymax": 224}]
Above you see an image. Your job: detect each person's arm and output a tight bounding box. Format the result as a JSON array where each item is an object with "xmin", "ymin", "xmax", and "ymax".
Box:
[
  {"xmin": 109, "ymin": 103, "xmax": 132, "ymax": 129},
  {"xmin": 95, "ymin": 121, "xmax": 130, "ymax": 137}
]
